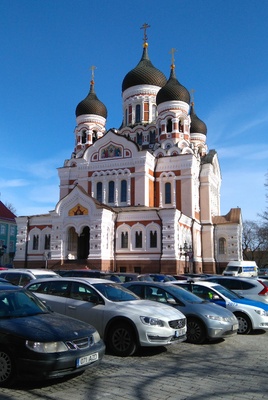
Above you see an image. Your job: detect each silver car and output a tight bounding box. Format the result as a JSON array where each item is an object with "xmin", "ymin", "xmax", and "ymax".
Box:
[
  {"xmin": 174, "ymin": 281, "xmax": 268, "ymax": 334},
  {"xmin": 25, "ymin": 277, "xmax": 187, "ymax": 357},
  {"xmin": 203, "ymin": 276, "xmax": 268, "ymax": 304},
  {"xmin": 123, "ymin": 281, "xmax": 238, "ymax": 344}
]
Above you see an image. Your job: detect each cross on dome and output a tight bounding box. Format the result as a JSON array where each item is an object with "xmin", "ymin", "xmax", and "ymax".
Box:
[{"xmin": 140, "ymin": 23, "xmax": 150, "ymax": 47}]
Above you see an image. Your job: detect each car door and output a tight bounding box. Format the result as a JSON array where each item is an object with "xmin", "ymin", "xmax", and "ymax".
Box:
[
  {"xmin": 34, "ymin": 280, "xmax": 70, "ymax": 314},
  {"xmin": 64, "ymin": 281, "xmax": 106, "ymax": 336},
  {"xmin": 191, "ymin": 285, "xmax": 227, "ymax": 308}
]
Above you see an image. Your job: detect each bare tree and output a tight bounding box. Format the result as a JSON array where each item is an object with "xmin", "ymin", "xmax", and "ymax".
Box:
[
  {"xmin": 4, "ymin": 202, "xmax": 17, "ymax": 215},
  {"xmin": 242, "ymin": 220, "xmax": 268, "ymax": 267}
]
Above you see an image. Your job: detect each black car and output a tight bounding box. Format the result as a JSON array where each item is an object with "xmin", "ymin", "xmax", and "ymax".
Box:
[
  {"xmin": 0, "ymin": 284, "xmax": 105, "ymax": 386},
  {"xmin": 58, "ymin": 269, "xmax": 121, "ymax": 282}
]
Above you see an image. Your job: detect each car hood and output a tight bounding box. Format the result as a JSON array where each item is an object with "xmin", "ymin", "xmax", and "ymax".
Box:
[
  {"xmin": 109, "ymin": 299, "xmax": 185, "ymax": 319},
  {"xmin": 233, "ymin": 297, "xmax": 268, "ymax": 311},
  {"xmin": 180, "ymin": 301, "xmax": 235, "ymax": 318},
  {"xmin": 0, "ymin": 312, "xmax": 96, "ymax": 341}
]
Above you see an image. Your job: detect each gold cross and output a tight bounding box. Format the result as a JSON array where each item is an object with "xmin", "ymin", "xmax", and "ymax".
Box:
[
  {"xmin": 140, "ymin": 23, "xmax": 150, "ymax": 43},
  {"xmin": 190, "ymin": 89, "xmax": 195, "ymax": 103},
  {"xmin": 169, "ymin": 48, "xmax": 177, "ymax": 65},
  {"xmin": 89, "ymin": 65, "xmax": 96, "ymax": 82}
]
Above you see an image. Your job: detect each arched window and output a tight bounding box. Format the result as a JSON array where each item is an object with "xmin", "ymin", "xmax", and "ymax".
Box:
[
  {"xmin": 149, "ymin": 130, "xmax": 156, "ymax": 144},
  {"xmin": 219, "ymin": 238, "xmax": 226, "ymax": 254},
  {"xmin": 82, "ymin": 130, "xmax": 87, "ymax": 144},
  {"xmin": 165, "ymin": 182, "xmax": 171, "ymax": 204},
  {"xmin": 135, "ymin": 231, "xmax": 142, "ymax": 248},
  {"xmin": 135, "ymin": 104, "xmax": 141, "ymax": 123},
  {"xmin": 96, "ymin": 182, "xmax": 103, "ymax": 203},
  {"xmin": 44, "ymin": 234, "xmax": 51, "ymax": 250},
  {"xmin": 121, "ymin": 180, "xmax": 127, "ymax": 202},
  {"xmin": 125, "ymin": 109, "xmax": 127, "ymax": 126},
  {"xmin": 121, "ymin": 232, "xmax": 128, "ymax": 248},
  {"xmin": 33, "ymin": 235, "xmax": 39, "ymax": 250},
  {"xmin": 167, "ymin": 118, "xmax": 172, "ymax": 133},
  {"xmin": 128, "ymin": 105, "xmax": 132, "ymax": 124},
  {"xmin": 137, "ymin": 132, "xmax": 142, "ymax": 145},
  {"xmin": 150, "ymin": 230, "xmax": 157, "ymax": 248},
  {"xmin": 108, "ymin": 181, "xmax": 115, "ymax": 203}
]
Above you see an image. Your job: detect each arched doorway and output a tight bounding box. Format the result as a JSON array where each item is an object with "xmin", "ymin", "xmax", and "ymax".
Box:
[
  {"xmin": 67, "ymin": 226, "xmax": 90, "ymax": 260},
  {"xmin": 77, "ymin": 226, "xmax": 90, "ymax": 260}
]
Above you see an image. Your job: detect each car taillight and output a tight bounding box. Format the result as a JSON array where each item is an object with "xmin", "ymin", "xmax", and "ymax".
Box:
[{"xmin": 258, "ymin": 280, "xmax": 268, "ymax": 296}]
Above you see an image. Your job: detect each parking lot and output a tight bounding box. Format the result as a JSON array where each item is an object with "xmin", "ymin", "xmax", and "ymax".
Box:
[{"xmin": 2, "ymin": 329, "xmax": 268, "ymax": 400}]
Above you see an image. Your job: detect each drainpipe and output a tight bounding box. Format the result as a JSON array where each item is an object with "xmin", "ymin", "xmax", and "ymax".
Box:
[
  {"xmin": 156, "ymin": 210, "xmax": 163, "ymax": 273},
  {"xmin": 24, "ymin": 216, "xmax": 30, "ymax": 269},
  {"xmin": 113, "ymin": 212, "xmax": 118, "ymax": 272}
]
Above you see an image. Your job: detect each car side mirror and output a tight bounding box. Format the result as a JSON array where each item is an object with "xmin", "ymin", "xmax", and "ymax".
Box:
[
  {"xmin": 167, "ymin": 298, "xmax": 177, "ymax": 305},
  {"xmin": 212, "ymin": 294, "xmax": 220, "ymax": 300}
]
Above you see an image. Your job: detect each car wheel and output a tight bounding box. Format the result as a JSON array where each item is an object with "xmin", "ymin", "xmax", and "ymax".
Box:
[
  {"xmin": 187, "ymin": 318, "xmax": 206, "ymax": 344},
  {"xmin": 107, "ymin": 322, "xmax": 137, "ymax": 357},
  {"xmin": 235, "ymin": 312, "xmax": 252, "ymax": 334},
  {"xmin": 0, "ymin": 349, "xmax": 15, "ymax": 386}
]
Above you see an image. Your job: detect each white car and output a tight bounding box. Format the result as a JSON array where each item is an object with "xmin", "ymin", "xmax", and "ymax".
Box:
[
  {"xmin": 0, "ymin": 269, "xmax": 59, "ymax": 287},
  {"xmin": 203, "ymin": 276, "xmax": 268, "ymax": 304},
  {"xmin": 25, "ymin": 277, "xmax": 187, "ymax": 356},
  {"xmin": 173, "ymin": 281, "xmax": 268, "ymax": 334}
]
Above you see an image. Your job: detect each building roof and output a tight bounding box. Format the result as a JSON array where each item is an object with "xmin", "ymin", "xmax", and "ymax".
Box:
[
  {"xmin": 213, "ymin": 208, "xmax": 241, "ymax": 225},
  {"xmin": 122, "ymin": 44, "xmax": 167, "ymax": 91},
  {"xmin": 0, "ymin": 201, "xmax": 16, "ymax": 222},
  {"xmin": 156, "ymin": 67, "xmax": 190, "ymax": 105}
]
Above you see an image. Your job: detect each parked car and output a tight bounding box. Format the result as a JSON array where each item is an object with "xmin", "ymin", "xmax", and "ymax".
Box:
[
  {"xmin": 58, "ymin": 269, "xmax": 121, "ymax": 282},
  {"xmin": 0, "ymin": 269, "xmax": 59, "ymax": 287},
  {"xmin": 0, "ymin": 277, "xmax": 15, "ymax": 285},
  {"xmin": 149, "ymin": 274, "xmax": 176, "ymax": 282},
  {"xmin": 259, "ymin": 268, "xmax": 268, "ymax": 276},
  {"xmin": 112, "ymin": 273, "xmax": 154, "ymax": 283},
  {"xmin": 123, "ymin": 281, "xmax": 238, "ymax": 344},
  {"xmin": 25, "ymin": 277, "xmax": 187, "ymax": 356},
  {"xmin": 0, "ymin": 284, "xmax": 105, "ymax": 386},
  {"xmin": 173, "ymin": 281, "xmax": 268, "ymax": 334},
  {"xmin": 202, "ymin": 276, "xmax": 268, "ymax": 304}
]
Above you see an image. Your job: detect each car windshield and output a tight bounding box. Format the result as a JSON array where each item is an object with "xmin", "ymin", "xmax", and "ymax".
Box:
[
  {"xmin": 0, "ymin": 289, "xmax": 49, "ymax": 318},
  {"xmin": 212, "ymin": 284, "xmax": 241, "ymax": 300},
  {"xmin": 92, "ymin": 282, "xmax": 140, "ymax": 302},
  {"xmin": 167, "ymin": 285, "xmax": 204, "ymax": 303}
]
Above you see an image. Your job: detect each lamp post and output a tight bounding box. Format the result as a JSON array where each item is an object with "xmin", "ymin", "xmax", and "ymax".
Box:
[{"xmin": 179, "ymin": 241, "xmax": 192, "ymax": 273}]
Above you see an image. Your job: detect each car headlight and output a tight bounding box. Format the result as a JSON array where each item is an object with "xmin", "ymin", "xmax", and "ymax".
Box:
[
  {"xmin": 26, "ymin": 340, "xmax": 68, "ymax": 353},
  {"xmin": 254, "ymin": 309, "xmax": 268, "ymax": 317},
  {"xmin": 92, "ymin": 330, "xmax": 101, "ymax": 343},
  {"xmin": 205, "ymin": 315, "xmax": 229, "ymax": 322},
  {"xmin": 140, "ymin": 316, "xmax": 164, "ymax": 327}
]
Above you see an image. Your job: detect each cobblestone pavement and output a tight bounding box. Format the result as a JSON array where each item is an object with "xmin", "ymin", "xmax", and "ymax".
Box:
[{"xmin": 2, "ymin": 330, "xmax": 268, "ymax": 400}]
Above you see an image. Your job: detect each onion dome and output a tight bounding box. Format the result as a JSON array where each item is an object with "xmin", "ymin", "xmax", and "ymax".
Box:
[
  {"xmin": 156, "ymin": 66, "xmax": 190, "ymax": 105},
  {"xmin": 190, "ymin": 102, "xmax": 207, "ymax": 135},
  {"xmin": 75, "ymin": 80, "xmax": 107, "ymax": 118},
  {"xmin": 122, "ymin": 43, "xmax": 167, "ymax": 91}
]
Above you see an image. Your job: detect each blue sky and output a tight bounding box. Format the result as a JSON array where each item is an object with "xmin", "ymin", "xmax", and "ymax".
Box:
[{"xmin": 1, "ymin": 0, "xmax": 267, "ymax": 221}]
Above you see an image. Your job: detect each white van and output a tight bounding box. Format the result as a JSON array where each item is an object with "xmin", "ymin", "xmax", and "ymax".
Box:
[{"xmin": 223, "ymin": 261, "xmax": 258, "ymax": 277}]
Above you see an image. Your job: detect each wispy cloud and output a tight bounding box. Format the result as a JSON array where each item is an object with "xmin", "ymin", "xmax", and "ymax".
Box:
[
  {"xmin": 0, "ymin": 178, "xmax": 29, "ymax": 188},
  {"xmin": 206, "ymin": 83, "xmax": 268, "ymax": 146}
]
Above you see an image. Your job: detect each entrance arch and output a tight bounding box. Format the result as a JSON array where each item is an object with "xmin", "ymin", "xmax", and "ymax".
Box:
[
  {"xmin": 67, "ymin": 226, "xmax": 90, "ymax": 260},
  {"xmin": 77, "ymin": 226, "xmax": 90, "ymax": 259}
]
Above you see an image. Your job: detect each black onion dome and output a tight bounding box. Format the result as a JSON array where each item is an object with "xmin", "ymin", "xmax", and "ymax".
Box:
[
  {"xmin": 76, "ymin": 81, "xmax": 107, "ymax": 118},
  {"xmin": 190, "ymin": 103, "xmax": 207, "ymax": 135},
  {"xmin": 122, "ymin": 45, "xmax": 167, "ymax": 91},
  {"xmin": 156, "ymin": 67, "xmax": 190, "ymax": 105}
]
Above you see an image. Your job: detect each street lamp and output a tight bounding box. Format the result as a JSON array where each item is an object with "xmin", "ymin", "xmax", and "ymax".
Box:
[
  {"xmin": 0, "ymin": 244, "xmax": 7, "ymax": 266},
  {"xmin": 179, "ymin": 241, "xmax": 192, "ymax": 273}
]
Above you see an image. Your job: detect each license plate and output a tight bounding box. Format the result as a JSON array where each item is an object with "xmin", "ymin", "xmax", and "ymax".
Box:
[
  {"xmin": 76, "ymin": 352, "xmax": 99, "ymax": 368},
  {"xmin": 174, "ymin": 329, "xmax": 184, "ymax": 338},
  {"xmin": 233, "ymin": 324, "xmax": 239, "ymax": 331}
]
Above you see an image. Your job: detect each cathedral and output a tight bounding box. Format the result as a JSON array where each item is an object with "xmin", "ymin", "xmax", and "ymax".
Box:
[{"xmin": 14, "ymin": 27, "xmax": 243, "ymax": 274}]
